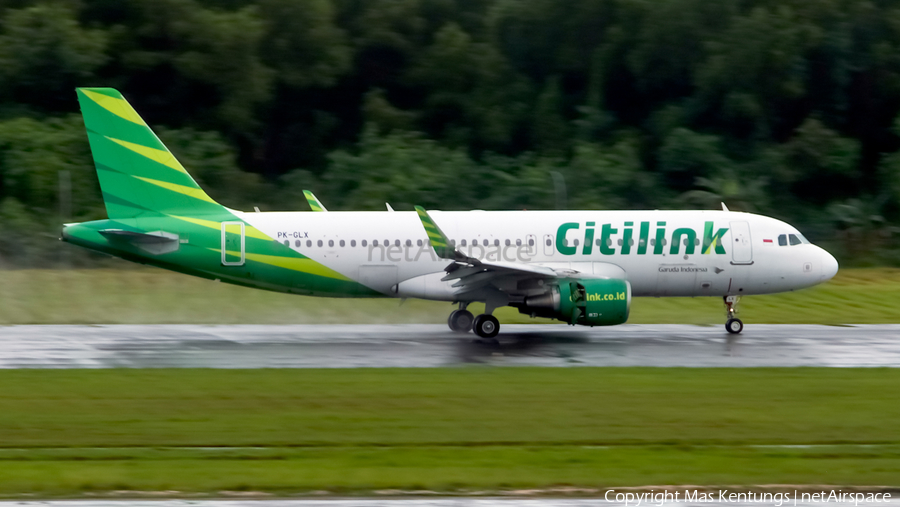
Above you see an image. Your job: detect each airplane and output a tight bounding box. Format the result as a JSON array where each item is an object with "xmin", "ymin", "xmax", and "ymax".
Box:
[{"xmin": 61, "ymin": 88, "xmax": 839, "ymax": 338}]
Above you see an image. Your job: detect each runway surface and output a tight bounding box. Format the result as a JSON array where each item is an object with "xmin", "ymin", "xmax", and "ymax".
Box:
[{"xmin": 1, "ymin": 324, "xmax": 898, "ymax": 368}]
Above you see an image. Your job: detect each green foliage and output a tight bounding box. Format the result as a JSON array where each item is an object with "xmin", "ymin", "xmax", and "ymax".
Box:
[
  {"xmin": 3, "ymin": 0, "xmax": 900, "ymax": 264},
  {"xmin": 0, "ymin": 3, "xmax": 107, "ymax": 108}
]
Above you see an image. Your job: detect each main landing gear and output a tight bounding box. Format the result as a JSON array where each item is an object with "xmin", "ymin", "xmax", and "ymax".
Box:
[
  {"xmin": 447, "ymin": 303, "xmax": 501, "ymax": 339},
  {"xmin": 472, "ymin": 314, "xmax": 500, "ymax": 338},
  {"xmin": 448, "ymin": 306, "xmax": 474, "ymax": 333},
  {"xmin": 724, "ymin": 295, "xmax": 743, "ymax": 334}
]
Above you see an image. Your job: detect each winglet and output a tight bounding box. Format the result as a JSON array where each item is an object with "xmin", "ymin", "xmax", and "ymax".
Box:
[
  {"xmin": 415, "ymin": 206, "xmax": 455, "ymax": 259},
  {"xmin": 303, "ymin": 190, "xmax": 328, "ymax": 212}
]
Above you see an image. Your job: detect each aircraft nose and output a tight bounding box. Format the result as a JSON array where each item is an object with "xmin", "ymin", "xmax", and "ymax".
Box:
[{"xmin": 821, "ymin": 249, "xmax": 839, "ymax": 281}]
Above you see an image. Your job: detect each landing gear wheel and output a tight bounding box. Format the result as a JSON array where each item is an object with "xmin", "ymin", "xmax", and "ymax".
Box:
[
  {"xmin": 448, "ymin": 310, "xmax": 474, "ymax": 333},
  {"xmin": 473, "ymin": 314, "xmax": 500, "ymax": 338},
  {"xmin": 726, "ymin": 318, "xmax": 743, "ymax": 334}
]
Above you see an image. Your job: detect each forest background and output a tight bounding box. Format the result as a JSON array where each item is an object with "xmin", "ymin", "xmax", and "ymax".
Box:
[{"xmin": 1, "ymin": 0, "xmax": 899, "ymax": 267}]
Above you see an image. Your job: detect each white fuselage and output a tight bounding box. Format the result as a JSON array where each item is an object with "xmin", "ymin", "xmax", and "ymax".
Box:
[{"xmin": 236, "ymin": 209, "xmax": 839, "ymax": 300}]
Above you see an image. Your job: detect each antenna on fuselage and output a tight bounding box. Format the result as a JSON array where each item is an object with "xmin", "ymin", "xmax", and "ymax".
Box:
[
  {"xmin": 386, "ymin": 203, "xmax": 394, "ymax": 212},
  {"xmin": 721, "ymin": 202, "xmax": 729, "ymax": 212}
]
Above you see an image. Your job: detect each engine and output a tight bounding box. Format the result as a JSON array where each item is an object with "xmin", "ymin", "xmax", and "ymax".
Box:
[{"xmin": 512, "ymin": 278, "xmax": 631, "ymax": 326}]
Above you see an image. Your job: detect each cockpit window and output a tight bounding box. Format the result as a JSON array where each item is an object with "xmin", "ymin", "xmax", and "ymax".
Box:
[
  {"xmin": 778, "ymin": 234, "xmax": 787, "ymax": 246},
  {"xmin": 796, "ymin": 233, "xmax": 810, "ymax": 244},
  {"xmin": 789, "ymin": 234, "xmax": 802, "ymax": 246}
]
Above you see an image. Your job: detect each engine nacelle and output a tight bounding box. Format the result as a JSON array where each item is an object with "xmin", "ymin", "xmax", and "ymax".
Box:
[{"xmin": 513, "ymin": 278, "xmax": 631, "ymax": 326}]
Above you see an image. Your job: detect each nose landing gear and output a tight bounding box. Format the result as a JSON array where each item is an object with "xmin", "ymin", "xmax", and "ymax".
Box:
[{"xmin": 724, "ymin": 295, "xmax": 743, "ymax": 334}]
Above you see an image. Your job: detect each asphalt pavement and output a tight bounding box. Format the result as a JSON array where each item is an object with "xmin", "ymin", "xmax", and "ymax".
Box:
[{"xmin": 1, "ymin": 323, "xmax": 898, "ymax": 368}]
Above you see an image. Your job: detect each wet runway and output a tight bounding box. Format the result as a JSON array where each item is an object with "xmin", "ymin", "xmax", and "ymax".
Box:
[{"xmin": 1, "ymin": 324, "xmax": 898, "ymax": 368}]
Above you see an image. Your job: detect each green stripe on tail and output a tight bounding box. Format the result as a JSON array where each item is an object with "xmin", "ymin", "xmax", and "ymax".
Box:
[{"xmin": 76, "ymin": 87, "xmax": 223, "ymax": 218}]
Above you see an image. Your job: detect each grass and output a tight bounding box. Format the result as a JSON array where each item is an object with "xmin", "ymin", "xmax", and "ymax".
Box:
[
  {"xmin": 0, "ymin": 368, "xmax": 898, "ymax": 495},
  {"xmin": 1, "ymin": 266, "xmax": 900, "ymax": 325}
]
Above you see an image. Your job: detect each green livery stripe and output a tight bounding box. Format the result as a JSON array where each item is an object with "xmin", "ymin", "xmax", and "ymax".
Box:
[
  {"xmin": 79, "ymin": 88, "xmax": 146, "ymax": 125},
  {"xmin": 134, "ymin": 176, "xmax": 218, "ymax": 204},
  {"xmin": 76, "ymin": 87, "xmax": 222, "ymax": 218},
  {"xmin": 245, "ymin": 252, "xmax": 351, "ymax": 281},
  {"xmin": 208, "ymin": 249, "xmax": 351, "ymax": 281},
  {"xmin": 414, "ymin": 206, "xmax": 454, "ymax": 258},
  {"xmin": 179, "ymin": 215, "xmax": 352, "ymax": 281},
  {"xmin": 172, "ymin": 215, "xmax": 271, "ymax": 241},
  {"xmin": 106, "ymin": 137, "xmax": 188, "ymax": 174},
  {"xmin": 71, "ymin": 87, "xmax": 373, "ymax": 299},
  {"xmin": 303, "ymin": 190, "xmax": 327, "ymax": 212}
]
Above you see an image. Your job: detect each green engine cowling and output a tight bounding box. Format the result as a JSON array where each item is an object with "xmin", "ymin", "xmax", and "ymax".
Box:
[
  {"xmin": 515, "ymin": 278, "xmax": 631, "ymax": 326},
  {"xmin": 559, "ymin": 278, "xmax": 631, "ymax": 326}
]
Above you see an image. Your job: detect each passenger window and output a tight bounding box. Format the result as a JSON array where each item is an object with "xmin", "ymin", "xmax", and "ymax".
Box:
[
  {"xmin": 317, "ymin": 240, "xmax": 323, "ymax": 247},
  {"xmin": 328, "ymin": 240, "xmax": 334, "ymax": 247},
  {"xmin": 545, "ymin": 238, "xmax": 551, "ymax": 246},
  {"xmin": 295, "ymin": 240, "xmax": 301, "ymax": 247},
  {"xmin": 351, "ymin": 240, "xmax": 356, "ymax": 247},
  {"xmin": 528, "ymin": 238, "xmax": 534, "ymax": 247},
  {"xmin": 340, "ymin": 240, "xmax": 345, "ymax": 247},
  {"xmin": 483, "ymin": 239, "xmax": 489, "ymax": 246},
  {"xmin": 778, "ymin": 234, "xmax": 787, "ymax": 246},
  {"xmin": 516, "ymin": 239, "xmax": 522, "ymax": 246},
  {"xmin": 373, "ymin": 240, "xmax": 379, "ymax": 247},
  {"xmin": 574, "ymin": 239, "xmax": 579, "ymax": 246},
  {"xmin": 461, "ymin": 239, "xmax": 467, "ymax": 246},
  {"xmin": 596, "ymin": 239, "xmax": 602, "ymax": 246},
  {"xmin": 789, "ymin": 234, "xmax": 801, "ymax": 246},
  {"xmin": 362, "ymin": 240, "xmax": 367, "ymax": 247},
  {"xmin": 306, "ymin": 240, "xmax": 312, "ymax": 247},
  {"xmin": 505, "ymin": 239, "xmax": 511, "ymax": 247},
  {"xmin": 405, "ymin": 239, "xmax": 412, "ymax": 247}
]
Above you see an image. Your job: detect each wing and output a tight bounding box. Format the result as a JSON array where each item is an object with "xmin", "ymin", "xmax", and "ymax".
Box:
[
  {"xmin": 414, "ymin": 206, "xmax": 597, "ymax": 299},
  {"xmin": 303, "ymin": 190, "xmax": 328, "ymax": 212}
]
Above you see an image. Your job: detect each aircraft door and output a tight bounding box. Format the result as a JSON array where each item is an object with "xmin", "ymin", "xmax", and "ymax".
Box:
[
  {"xmin": 730, "ymin": 221, "xmax": 753, "ymax": 264},
  {"xmin": 543, "ymin": 234, "xmax": 554, "ymax": 256},
  {"xmin": 221, "ymin": 222, "xmax": 245, "ymax": 266}
]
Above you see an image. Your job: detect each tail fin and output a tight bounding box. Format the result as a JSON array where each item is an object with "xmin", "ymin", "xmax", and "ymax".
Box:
[{"xmin": 76, "ymin": 87, "xmax": 224, "ymax": 219}]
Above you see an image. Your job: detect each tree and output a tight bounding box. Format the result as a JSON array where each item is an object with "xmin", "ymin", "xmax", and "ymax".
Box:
[{"xmin": 0, "ymin": 3, "xmax": 108, "ymax": 109}]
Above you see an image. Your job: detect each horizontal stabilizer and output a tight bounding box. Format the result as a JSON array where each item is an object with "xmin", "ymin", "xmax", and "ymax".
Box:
[{"xmin": 98, "ymin": 229, "xmax": 180, "ymax": 255}]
